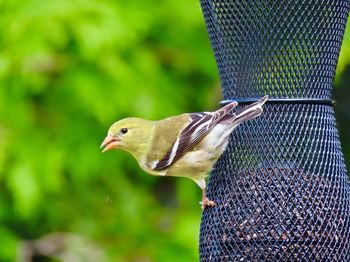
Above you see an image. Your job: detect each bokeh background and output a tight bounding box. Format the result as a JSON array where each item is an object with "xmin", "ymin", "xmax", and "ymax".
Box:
[{"xmin": 0, "ymin": 1, "xmax": 349, "ymax": 261}]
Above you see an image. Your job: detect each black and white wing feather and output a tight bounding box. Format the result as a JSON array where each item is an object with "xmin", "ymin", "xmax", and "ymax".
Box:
[{"xmin": 153, "ymin": 101, "xmax": 238, "ymax": 171}]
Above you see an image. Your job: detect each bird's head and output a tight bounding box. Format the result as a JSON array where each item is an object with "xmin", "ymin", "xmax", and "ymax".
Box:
[{"xmin": 100, "ymin": 118, "xmax": 153, "ymax": 158}]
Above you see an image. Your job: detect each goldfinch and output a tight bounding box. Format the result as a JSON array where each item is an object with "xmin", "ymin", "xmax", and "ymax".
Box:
[{"xmin": 101, "ymin": 96, "xmax": 268, "ymax": 208}]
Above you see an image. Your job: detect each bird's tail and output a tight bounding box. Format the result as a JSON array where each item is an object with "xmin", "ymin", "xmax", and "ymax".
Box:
[{"xmin": 230, "ymin": 95, "xmax": 268, "ymax": 125}]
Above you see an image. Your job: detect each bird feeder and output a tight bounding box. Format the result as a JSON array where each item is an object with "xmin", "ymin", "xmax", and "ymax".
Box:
[{"xmin": 199, "ymin": 0, "xmax": 350, "ymax": 261}]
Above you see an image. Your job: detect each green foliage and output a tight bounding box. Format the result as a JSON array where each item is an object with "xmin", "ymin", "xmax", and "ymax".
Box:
[
  {"xmin": 336, "ymin": 16, "xmax": 350, "ymax": 80},
  {"xmin": 0, "ymin": 0, "xmax": 218, "ymax": 261},
  {"xmin": 0, "ymin": 0, "xmax": 349, "ymax": 261}
]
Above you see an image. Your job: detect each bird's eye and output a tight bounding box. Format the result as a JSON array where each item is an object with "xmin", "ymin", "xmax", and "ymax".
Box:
[{"xmin": 120, "ymin": 128, "xmax": 128, "ymax": 134}]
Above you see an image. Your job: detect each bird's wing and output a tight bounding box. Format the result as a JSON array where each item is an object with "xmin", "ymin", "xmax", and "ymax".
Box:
[{"xmin": 153, "ymin": 101, "xmax": 238, "ymax": 171}]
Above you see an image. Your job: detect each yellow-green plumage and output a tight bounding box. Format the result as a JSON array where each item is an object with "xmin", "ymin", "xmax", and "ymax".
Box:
[
  {"xmin": 101, "ymin": 96, "xmax": 268, "ymax": 208},
  {"xmin": 146, "ymin": 114, "xmax": 189, "ymax": 171}
]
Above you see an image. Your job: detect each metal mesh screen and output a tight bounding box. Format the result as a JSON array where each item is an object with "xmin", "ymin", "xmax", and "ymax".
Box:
[{"xmin": 199, "ymin": 0, "xmax": 350, "ymax": 261}]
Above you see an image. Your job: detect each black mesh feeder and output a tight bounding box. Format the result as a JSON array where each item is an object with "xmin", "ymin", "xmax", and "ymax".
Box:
[{"xmin": 199, "ymin": 0, "xmax": 350, "ymax": 261}]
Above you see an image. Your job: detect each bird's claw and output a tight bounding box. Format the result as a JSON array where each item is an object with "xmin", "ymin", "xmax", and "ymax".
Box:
[{"xmin": 199, "ymin": 197, "xmax": 216, "ymax": 209}]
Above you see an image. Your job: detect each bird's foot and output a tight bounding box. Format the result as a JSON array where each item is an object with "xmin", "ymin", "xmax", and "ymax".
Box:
[{"xmin": 199, "ymin": 197, "xmax": 216, "ymax": 209}]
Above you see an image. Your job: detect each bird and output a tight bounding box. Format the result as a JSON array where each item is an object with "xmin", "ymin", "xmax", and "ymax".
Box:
[{"xmin": 101, "ymin": 95, "xmax": 268, "ymax": 209}]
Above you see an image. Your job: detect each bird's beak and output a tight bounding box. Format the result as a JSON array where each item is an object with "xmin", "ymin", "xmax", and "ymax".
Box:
[{"xmin": 100, "ymin": 135, "xmax": 119, "ymax": 153}]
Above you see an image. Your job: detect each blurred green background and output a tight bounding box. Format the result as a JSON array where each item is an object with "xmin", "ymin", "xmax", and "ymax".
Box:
[{"xmin": 0, "ymin": 1, "xmax": 349, "ymax": 261}]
